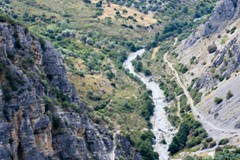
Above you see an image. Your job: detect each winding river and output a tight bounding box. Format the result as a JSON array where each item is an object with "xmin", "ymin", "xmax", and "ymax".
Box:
[{"xmin": 123, "ymin": 49, "xmax": 176, "ymax": 160}]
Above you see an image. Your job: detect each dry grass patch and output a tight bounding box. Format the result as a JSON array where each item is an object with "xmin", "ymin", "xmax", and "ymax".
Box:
[
  {"xmin": 98, "ymin": 1, "xmax": 157, "ymax": 26},
  {"xmin": 68, "ymin": 73, "xmax": 113, "ymax": 104},
  {"xmin": 151, "ymin": 46, "xmax": 160, "ymax": 60}
]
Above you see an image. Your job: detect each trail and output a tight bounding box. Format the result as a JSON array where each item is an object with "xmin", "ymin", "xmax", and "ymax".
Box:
[
  {"xmin": 151, "ymin": 46, "xmax": 160, "ymax": 60},
  {"xmin": 163, "ymin": 51, "xmax": 239, "ymax": 140}
]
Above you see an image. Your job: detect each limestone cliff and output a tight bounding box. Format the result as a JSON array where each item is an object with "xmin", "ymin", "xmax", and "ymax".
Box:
[{"xmin": 0, "ymin": 16, "xmax": 139, "ymax": 160}]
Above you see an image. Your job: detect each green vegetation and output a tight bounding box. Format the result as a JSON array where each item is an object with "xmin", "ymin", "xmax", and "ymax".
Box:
[
  {"xmin": 168, "ymin": 114, "xmax": 181, "ymax": 127},
  {"xmin": 190, "ymin": 88, "xmax": 202, "ymax": 105},
  {"xmin": 148, "ymin": 0, "xmax": 217, "ymax": 47},
  {"xmin": 180, "ymin": 95, "xmax": 191, "ymax": 113},
  {"xmin": 169, "ymin": 114, "xmax": 208, "ymax": 155},
  {"xmin": 183, "ymin": 148, "xmax": 240, "ymax": 160},
  {"xmin": 219, "ymin": 138, "xmax": 229, "ymax": 145},
  {"xmin": 226, "ymin": 90, "xmax": 233, "ymax": 100},
  {"xmin": 132, "ymin": 57, "xmax": 143, "ymax": 72},
  {"xmin": 214, "ymin": 97, "xmax": 223, "ymax": 105},
  {"xmin": 208, "ymin": 44, "xmax": 217, "ymax": 53},
  {"xmin": 230, "ymin": 26, "xmax": 237, "ymax": 34},
  {"xmin": 144, "ymin": 69, "xmax": 152, "ymax": 77},
  {"xmin": 129, "ymin": 130, "xmax": 159, "ymax": 160},
  {"xmin": 176, "ymin": 63, "xmax": 188, "ymax": 74}
]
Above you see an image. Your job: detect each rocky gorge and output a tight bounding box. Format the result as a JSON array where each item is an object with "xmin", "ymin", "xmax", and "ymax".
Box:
[{"xmin": 0, "ymin": 16, "xmax": 139, "ymax": 160}]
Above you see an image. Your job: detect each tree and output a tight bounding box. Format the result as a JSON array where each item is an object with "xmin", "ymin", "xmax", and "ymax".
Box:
[
  {"xmin": 214, "ymin": 97, "xmax": 223, "ymax": 105},
  {"xmin": 144, "ymin": 69, "xmax": 152, "ymax": 77},
  {"xmin": 83, "ymin": 0, "xmax": 91, "ymax": 3},
  {"xmin": 226, "ymin": 90, "xmax": 233, "ymax": 100},
  {"xmin": 208, "ymin": 44, "xmax": 217, "ymax": 53}
]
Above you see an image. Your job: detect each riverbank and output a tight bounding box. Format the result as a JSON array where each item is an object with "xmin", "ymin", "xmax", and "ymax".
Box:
[{"xmin": 123, "ymin": 49, "xmax": 176, "ymax": 160}]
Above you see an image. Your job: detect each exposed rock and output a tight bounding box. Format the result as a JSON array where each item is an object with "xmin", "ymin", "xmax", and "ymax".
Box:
[
  {"xmin": 0, "ymin": 19, "xmax": 119, "ymax": 159},
  {"xmin": 203, "ymin": 0, "xmax": 238, "ymax": 37},
  {"xmin": 184, "ymin": 0, "xmax": 240, "ymax": 48},
  {"xmin": 115, "ymin": 134, "xmax": 141, "ymax": 160},
  {"xmin": 196, "ymin": 35, "xmax": 240, "ymax": 89}
]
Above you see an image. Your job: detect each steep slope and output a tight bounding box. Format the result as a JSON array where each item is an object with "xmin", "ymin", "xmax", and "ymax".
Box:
[
  {"xmin": 175, "ymin": 0, "xmax": 240, "ymax": 144},
  {"xmin": 0, "ymin": 15, "xmax": 139, "ymax": 160}
]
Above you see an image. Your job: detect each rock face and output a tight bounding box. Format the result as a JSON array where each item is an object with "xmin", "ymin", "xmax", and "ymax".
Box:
[
  {"xmin": 196, "ymin": 35, "xmax": 240, "ymax": 89},
  {"xmin": 115, "ymin": 134, "xmax": 141, "ymax": 160},
  {"xmin": 0, "ymin": 17, "xmax": 136, "ymax": 160},
  {"xmin": 184, "ymin": 0, "xmax": 240, "ymax": 48},
  {"xmin": 202, "ymin": 0, "xmax": 239, "ymax": 37}
]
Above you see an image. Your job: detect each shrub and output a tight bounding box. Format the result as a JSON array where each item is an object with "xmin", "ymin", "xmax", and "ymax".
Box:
[
  {"xmin": 209, "ymin": 141, "xmax": 216, "ymax": 148},
  {"xmin": 83, "ymin": 0, "xmax": 91, "ymax": 3},
  {"xmin": 160, "ymin": 139, "xmax": 167, "ymax": 144},
  {"xmin": 132, "ymin": 60, "xmax": 143, "ymax": 72},
  {"xmin": 39, "ymin": 38, "xmax": 46, "ymax": 51},
  {"xmin": 230, "ymin": 26, "xmax": 237, "ymax": 34},
  {"xmin": 43, "ymin": 96, "xmax": 54, "ymax": 112},
  {"xmin": 144, "ymin": 69, "xmax": 152, "ymax": 77},
  {"xmin": 52, "ymin": 115, "xmax": 61, "ymax": 129},
  {"xmin": 219, "ymin": 138, "xmax": 229, "ymax": 145},
  {"xmin": 214, "ymin": 97, "xmax": 223, "ymax": 105},
  {"xmin": 226, "ymin": 90, "xmax": 233, "ymax": 100},
  {"xmin": 177, "ymin": 63, "xmax": 188, "ymax": 74},
  {"xmin": 168, "ymin": 114, "xmax": 180, "ymax": 127},
  {"xmin": 206, "ymin": 137, "xmax": 213, "ymax": 143},
  {"xmin": 208, "ymin": 44, "xmax": 217, "ymax": 53}
]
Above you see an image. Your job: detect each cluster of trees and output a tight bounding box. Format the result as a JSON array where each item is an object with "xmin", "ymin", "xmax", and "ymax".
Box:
[
  {"xmin": 184, "ymin": 149, "xmax": 240, "ymax": 160},
  {"xmin": 169, "ymin": 114, "xmax": 208, "ymax": 155},
  {"xmin": 147, "ymin": 0, "xmax": 217, "ymax": 48},
  {"xmin": 129, "ymin": 130, "xmax": 159, "ymax": 160},
  {"xmin": 111, "ymin": 0, "xmax": 161, "ymax": 14},
  {"xmin": 132, "ymin": 56, "xmax": 152, "ymax": 77},
  {"xmin": 140, "ymin": 91, "xmax": 155, "ymax": 123}
]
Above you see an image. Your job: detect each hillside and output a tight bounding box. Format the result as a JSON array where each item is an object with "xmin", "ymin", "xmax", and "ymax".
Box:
[{"xmin": 176, "ymin": 0, "xmax": 240, "ymax": 133}]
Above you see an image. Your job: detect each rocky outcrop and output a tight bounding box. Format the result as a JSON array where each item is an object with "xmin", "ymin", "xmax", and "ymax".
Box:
[
  {"xmin": 202, "ymin": 0, "xmax": 239, "ymax": 37},
  {"xmin": 115, "ymin": 134, "xmax": 141, "ymax": 160},
  {"xmin": 184, "ymin": 0, "xmax": 240, "ymax": 48},
  {"xmin": 0, "ymin": 17, "xmax": 119, "ymax": 159},
  {"xmin": 196, "ymin": 35, "xmax": 240, "ymax": 89}
]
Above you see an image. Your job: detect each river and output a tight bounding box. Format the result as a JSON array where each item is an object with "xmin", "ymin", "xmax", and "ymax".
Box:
[{"xmin": 123, "ymin": 49, "xmax": 176, "ymax": 160}]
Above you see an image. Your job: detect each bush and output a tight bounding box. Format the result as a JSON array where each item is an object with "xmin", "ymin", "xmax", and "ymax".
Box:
[
  {"xmin": 52, "ymin": 115, "xmax": 61, "ymax": 129},
  {"xmin": 230, "ymin": 26, "xmax": 237, "ymax": 34},
  {"xmin": 209, "ymin": 141, "xmax": 216, "ymax": 148},
  {"xmin": 214, "ymin": 97, "xmax": 223, "ymax": 105},
  {"xmin": 168, "ymin": 120, "xmax": 190, "ymax": 155},
  {"xmin": 177, "ymin": 63, "xmax": 188, "ymax": 74},
  {"xmin": 206, "ymin": 137, "xmax": 213, "ymax": 143},
  {"xmin": 219, "ymin": 138, "xmax": 229, "ymax": 145},
  {"xmin": 208, "ymin": 44, "xmax": 217, "ymax": 53},
  {"xmin": 144, "ymin": 69, "xmax": 152, "ymax": 77},
  {"xmin": 43, "ymin": 96, "xmax": 54, "ymax": 112},
  {"xmin": 226, "ymin": 90, "xmax": 233, "ymax": 100}
]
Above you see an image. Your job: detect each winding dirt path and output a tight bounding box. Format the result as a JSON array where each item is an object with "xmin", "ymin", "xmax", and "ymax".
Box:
[
  {"xmin": 163, "ymin": 52, "xmax": 240, "ymax": 140},
  {"xmin": 151, "ymin": 46, "xmax": 160, "ymax": 60}
]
